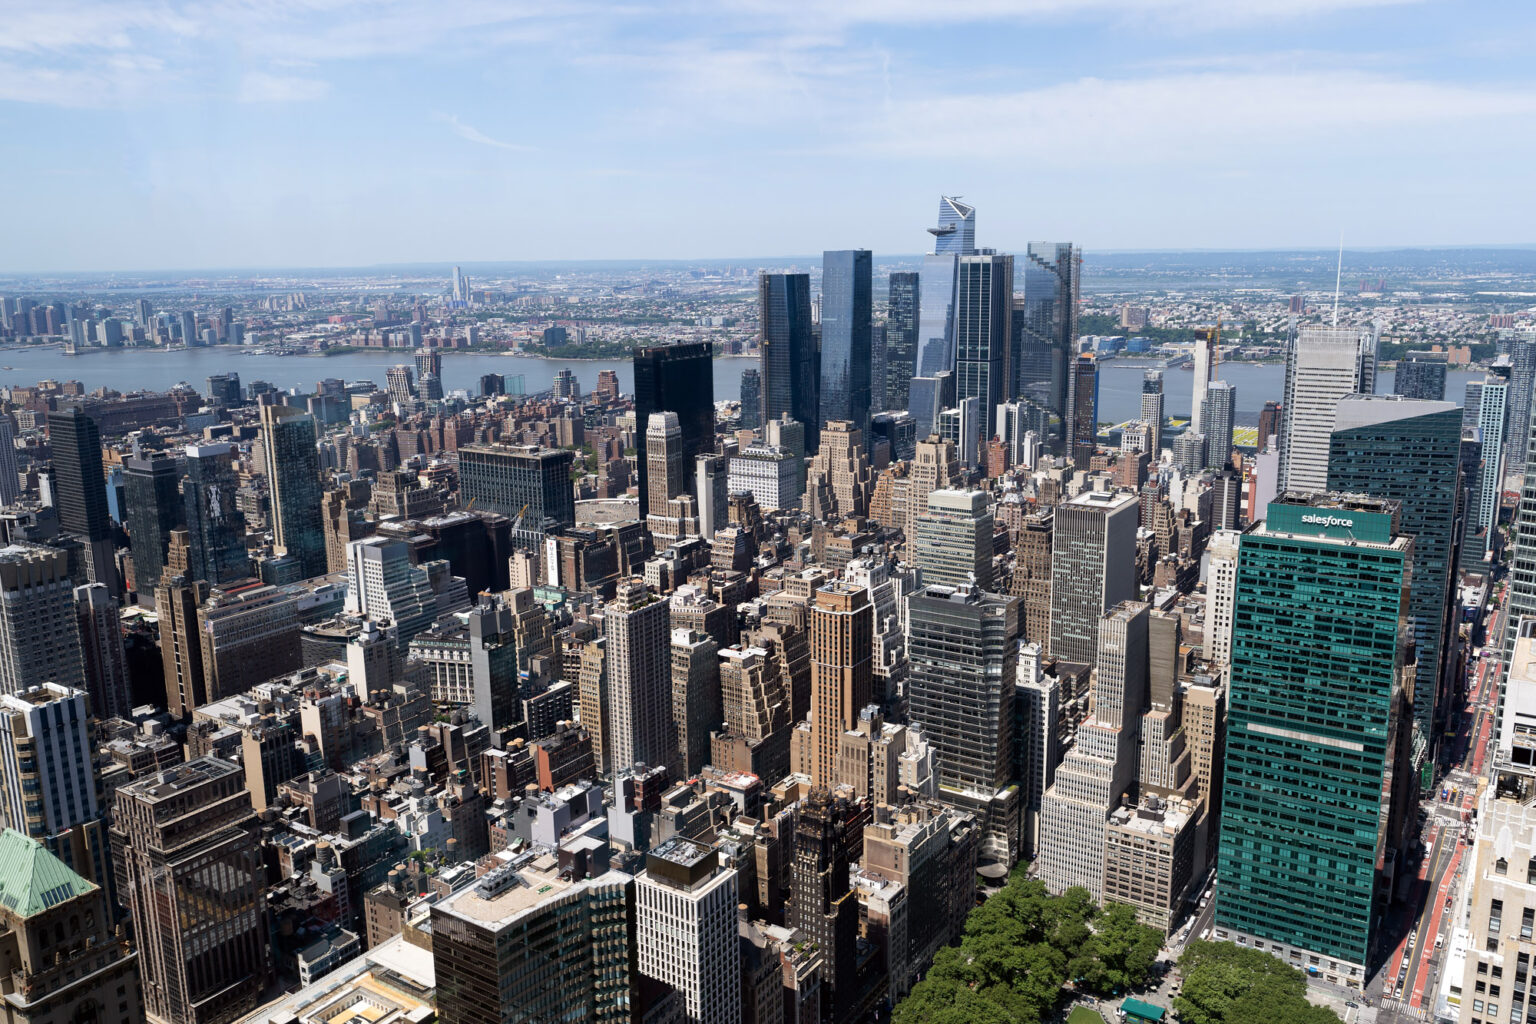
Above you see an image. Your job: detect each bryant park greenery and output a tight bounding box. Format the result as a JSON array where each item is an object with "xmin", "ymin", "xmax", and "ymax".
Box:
[
  {"xmin": 892, "ymin": 867, "xmax": 1162, "ymax": 1024},
  {"xmin": 894, "ymin": 868, "xmax": 1345, "ymax": 1024},
  {"xmin": 1173, "ymin": 941, "xmax": 1343, "ymax": 1024}
]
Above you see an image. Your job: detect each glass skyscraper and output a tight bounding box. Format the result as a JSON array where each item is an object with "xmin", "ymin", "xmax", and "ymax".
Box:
[
  {"xmin": 1392, "ymin": 350, "xmax": 1448, "ymax": 402},
  {"xmin": 259, "ymin": 404, "xmax": 327, "ymax": 579},
  {"xmin": 1328, "ymin": 395, "xmax": 1462, "ymax": 758},
  {"xmin": 183, "ymin": 442, "xmax": 250, "ymax": 585},
  {"xmin": 758, "ymin": 273, "xmax": 818, "ymax": 453},
  {"xmin": 633, "ymin": 341, "xmax": 715, "ymax": 518},
  {"xmin": 1066, "ymin": 353, "xmax": 1099, "ymax": 466},
  {"xmin": 1215, "ymin": 494, "xmax": 1413, "ymax": 985},
  {"xmin": 123, "ymin": 452, "xmax": 184, "ymax": 593},
  {"xmin": 1014, "ymin": 242, "xmax": 1079, "ymax": 448},
  {"xmin": 954, "ymin": 253, "xmax": 1014, "ymax": 458},
  {"xmin": 1200, "ymin": 380, "xmax": 1237, "ymax": 469},
  {"xmin": 819, "ymin": 250, "xmax": 872, "ymax": 439},
  {"xmin": 885, "ymin": 271, "xmax": 919, "ymax": 411}
]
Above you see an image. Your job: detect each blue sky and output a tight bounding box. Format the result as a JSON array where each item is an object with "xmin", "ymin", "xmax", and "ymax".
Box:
[{"xmin": 1, "ymin": 0, "xmax": 1533, "ymax": 271}]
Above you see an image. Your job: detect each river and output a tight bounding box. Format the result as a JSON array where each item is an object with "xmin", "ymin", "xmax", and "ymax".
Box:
[{"xmin": 0, "ymin": 347, "xmax": 1477, "ymax": 426}]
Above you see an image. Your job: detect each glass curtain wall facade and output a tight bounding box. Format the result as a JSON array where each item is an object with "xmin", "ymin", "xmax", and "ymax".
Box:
[
  {"xmin": 1015, "ymin": 242, "xmax": 1079, "ymax": 449},
  {"xmin": 885, "ymin": 272, "xmax": 920, "ymax": 411},
  {"xmin": 954, "ymin": 253, "xmax": 1014, "ymax": 458},
  {"xmin": 819, "ymin": 250, "xmax": 872, "ymax": 439},
  {"xmin": 634, "ymin": 342, "xmax": 715, "ymax": 519},
  {"xmin": 759, "ymin": 273, "xmax": 818, "ymax": 453}
]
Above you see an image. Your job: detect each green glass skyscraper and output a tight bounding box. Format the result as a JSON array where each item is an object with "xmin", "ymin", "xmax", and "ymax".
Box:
[
  {"xmin": 1328, "ymin": 394, "xmax": 1462, "ymax": 759},
  {"xmin": 1214, "ymin": 493, "xmax": 1414, "ymax": 988}
]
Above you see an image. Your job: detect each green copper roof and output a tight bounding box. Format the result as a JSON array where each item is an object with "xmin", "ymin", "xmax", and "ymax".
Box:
[{"xmin": 0, "ymin": 828, "xmax": 96, "ymax": 918}]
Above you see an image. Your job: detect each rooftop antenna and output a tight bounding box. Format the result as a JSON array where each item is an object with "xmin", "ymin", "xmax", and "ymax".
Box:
[{"xmin": 1332, "ymin": 233, "xmax": 1344, "ymax": 327}]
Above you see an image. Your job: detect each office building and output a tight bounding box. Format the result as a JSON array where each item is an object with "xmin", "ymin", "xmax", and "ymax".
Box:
[
  {"xmin": 124, "ymin": 452, "xmax": 184, "ymax": 595},
  {"xmin": 954, "ymin": 252, "xmax": 1014, "ymax": 456},
  {"xmin": 155, "ymin": 570, "xmax": 208, "ymax": 718},
  {"xmin": 345, "ymin": 537, "xmax": 438, "ymax": 650},
  {"xmin": 48, "ymin": 405, "xmax": 115, "ymax": 591},
  {"xmin": 604, "ymin": 579, "xmax": 674, "ymax": 774},
  {"xmin": 1457, "ymin": 618, "xmax": 1536, "ymax": 1024},
  {"xmin": 635, "ymin": 342, "xmax": 715, "ymax": 519},
  {"xmin": 791, "ymin": 788, "xmax": 862, "ymax": 1022},
  {"xmin": 936, "ymin": 395, "xmax": 982, "ymax": 471},
  {"xmin": 1329, "ymin": 395, "xmax": 1462, "ymax": 747},
  {"xmin": 1038, "ymin": 601, "xmax": 1150, "ymax": 901},
  {"xmin": 432, "ymin": 854, "xmax": 638, "ymax": 1024},
  {"xmin": 1394, "ymin": 350, "xmax": 1448, "ymax": 402},
  {"xmin": 1203, "ymin": 531, "xmax": 1240, "ymax": 665},
  {"xmin": 260, "ymin": 404, "xmax": 327, "ymax": 578},
  {"xmin": 1467, "ymin": 374, "xmax": 1510, "ymax": 560},
  {"xmin": 758, "ymin": 273, "xmax": 818, "ymax": 453},
  {"xmin": 1141, "ymin": 370, "xmax": 1165, "ymax": 455},
  {"xmin": 696, "ymin": 453, "xmax": 729, "ymax": 541},
  {"xmin": 458, "ymin": 443, "xmax": 576, "ymax": 542},
  {"xmin": 671, "ymin": 627, "xmax": 720, "ymax": 778},
  {"xmin": 808, "ymin": 583, "xmax": 874, "ymax": 789},
  {"xmin": 0, "ymin": 543, "xmax": 84, "ymax": 695},
  {"xmin": 0, "ymin": 417, "xmax": 19, "ymax": 506},
  {"xmin": 908, "ymin": 584, "xmax": 1022, "ymax": 864},
  {"xmin": 1066, "ymin": 353, "xmax": 1099, "ymax": 466},
  {"xmin": 1049, "ymin": 490, "xmax": 1139, "ymax": 664},
  {"xmin": 820, "ymin": 249, "xmax": 873, "ymax": 438},
  {"xmin": 1015, "ymin": 242, "xmax": 1078, "ymax": 447},
  {"xmin": 197, "ymin": 580, "xmax": 303, "ymax": 703},
  {"xmin": 1214, "ymin": 495, "xmax": 1413, "ymax": 988},
  {"xmin": 915, "ymin": 198, "xmax": 974, "ymax": 384},
  {"xmin": 728, "ymin": 443, "xmax": 800, "ymax": 511},
  {"xmin": 885, "ymin": 271, "xmax": 920, "ymax": 410},
  {"xmin": 913, "ymin": 488, "xmax": 994, "ymax": 590},
  {"xmin": 113, "ymin": 757, "xmax": 270, "ymax": 1024},
  {"xmin": 0, "ymin": 827, "xmax": 141, "ymax": 1024},
  {"xmin": 636, "ymin": 838, "xmax": 741, "ymax": 1024},
  {"xmin": 75, "ymin": 582, "xmax": 131, "ymax": 721},
  {"xmin": 645, "ymin": 411, "xmax": 690, "ymax": 544},
  {"xmin": 1201, "ymin": 381, "xmax": 1236, "ymax": 468},
  {"xmin": 182, "ymin": 443, "xmax": 248, "ymax": 585},
  {"xmin": 1277, "ymin": 325, "xmax": 1378, "ymax": 491},
  {"xmin": 739, "ymin": 367, "xmax": 761, "ymax": 430}
]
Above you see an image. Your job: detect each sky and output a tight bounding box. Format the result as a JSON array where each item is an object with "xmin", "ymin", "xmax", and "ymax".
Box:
[{"xmin": 1, "ymin": 0, "xmax": 1534, "ymax": 271}]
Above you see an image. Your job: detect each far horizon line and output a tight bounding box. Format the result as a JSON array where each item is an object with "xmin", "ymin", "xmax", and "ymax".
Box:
[{"xmin": 5, "ymin": 242, "xmax": 1536, "ymax": 281}]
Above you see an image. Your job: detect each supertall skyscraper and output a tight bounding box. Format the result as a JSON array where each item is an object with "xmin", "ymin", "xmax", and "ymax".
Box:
[
  {"xmin": 885, "ymin": 271, "xmax": 920, "ymax": 411},
  {"xmin": 1277, "ymin": 325, "xmax": 1378, "ymax": 491},
  {"xmin": 1014, "ymin": 242, "xmax": 1079, "ymax": 448},
  {"xmin": 1214, "ymin": 494, "xmax": 1413, "ymax": 987},
  {"xmin": 758, "ymin": 273, "xmax": 818, "ymax": 453},
  {"xmin": 913, "ymin": 198, "xmax": 975, "ymax": 403},
  {"xmin": 1049, "ymin": 489, "xmax": 1138, "ymax": 663},
  {"xmin": 907, "ymin": 583, "xmax": 1022, "ymax": 864},
  {"xmin": 819, "ymin": 249, "xmax": 872, "ymax": 438},
  {"xmin": 1328, "ymin": 395, "xmax": 1462, "ymax": 750},
  {"xmin": 48, "ymin": 405, "xmax": 115, "ymax": 591},
  {"xmin": 634, "ymin": 341, "xmax": 715, "ymax": 518},
  {"xmin": 259, "ymin": 403, "xmax": 326, "ymax": 578},
  {"xmin": 954, "ymin": 252, "xmax": 1014, "ymax": 456},
  {"xmin": 1141, "ymin": 370, "xmax": 1164, "ymax": 456}
]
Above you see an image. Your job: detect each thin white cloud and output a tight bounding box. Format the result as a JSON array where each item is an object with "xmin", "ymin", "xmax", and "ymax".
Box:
[
  {"xmin": 237, "ymin": 72, "xmax": 330, "ymax": 103},
  {"xmin": 435, "ymin": 113, "xmax": 538, "ymax": 152},
  {"xmin": 723, "ymin": 0, "xmax": 1424, "ymax": 30}
]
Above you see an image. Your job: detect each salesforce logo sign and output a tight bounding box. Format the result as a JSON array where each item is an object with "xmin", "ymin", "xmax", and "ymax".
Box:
[{"xmin": 1300, "ymin": 513, "xmax": 1354, "ymax": 529}]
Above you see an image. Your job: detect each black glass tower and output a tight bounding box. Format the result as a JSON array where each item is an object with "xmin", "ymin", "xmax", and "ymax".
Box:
[
  {"xmin": 123, "ymin": 453, "xmax": 185, "ymax": 593},
  {"xmin": 818, "ymin": 250, "xmax": 871, "ymax": 440},
  {"xmin": 758, "ymin": 273, "xmax": 818, "ymax": 453},
  {"xmin": 49, "ymin": 405, "xmax": 116, "ymax": 590},
  {"xmin": 1015, "ymin": 242, "xmax": 1078, "ymax": 449},
  {"xmin": 183, "ymin": 443, "xmax": 250, "ymax": 585},
  {"xmin": 884, "ymin": 272, "xmax": 919, "ymax": 412},
  {"xmin": 633, "ymin": 342, "xmax": 715, "ymax": 520}
]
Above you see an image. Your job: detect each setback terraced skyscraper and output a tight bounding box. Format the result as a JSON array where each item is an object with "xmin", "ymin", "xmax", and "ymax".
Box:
[{"xmin": 1214, "ymin": 493, "xmax": 1414, "ymax": 990}]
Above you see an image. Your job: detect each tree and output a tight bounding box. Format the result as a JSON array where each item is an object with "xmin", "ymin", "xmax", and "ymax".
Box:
[{"xmin": 1174, "ymin": 941, "xmax": 1340, "ymax": 1024}]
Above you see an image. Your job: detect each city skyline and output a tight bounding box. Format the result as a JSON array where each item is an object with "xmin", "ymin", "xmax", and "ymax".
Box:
[{"xmin": 2, "ymin": 2, "xmax": 1534, "ymax": 271}]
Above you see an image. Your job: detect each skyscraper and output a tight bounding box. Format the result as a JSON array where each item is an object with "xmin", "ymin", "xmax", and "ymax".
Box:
[
  {"xmin": 458, "ymin": 443, "xmax": 576, "ymax": 544},
  {"xmin": 344, "ymin": 537, "xmax": 438, "ymax": 651},
  {"xmin": 791, "ymin": 789, "xmax": 861, "ymax": 1021},
  {"xmin": 182, "ymin": 443, "xmax": 248, "ymax": 585},
  {"xmin": 1467, "ymin": 373, "xmax": 1509, "ymax": 560},
  {"xmin": 885, "ymin": 271, "xmax": 920, "ymax": 411},
  {"xmin": 0, "ymin": 544, "xmax": 84, "ymax": 696},
  {"xmin": 1066, "ymin": 353, "xmax": 1099, "ymax": 466},
  {"xmin": 1191, "ymin": 329, "xmax": 1213, "ymax": 435},
  {"xmin": 0, "ymin": 417, "xmax": 19, "ymax": 506},
  {"xmin": 1328, "ymin": 395, "xmax": 1463, "ymax": 748},
  {"xmin": 604, "ymin": 579, "xmax": 674, "ymax": 774},
  {"xmin": 75, "ymin": 582, "xmax": 131, "ymax": 721},
  {"xmin": 1393, "ymin": 350, "xmax": 1448, "ymax": 402},
  {"xmin": 915, "ymin": 198, "xmax": 975, "ymax": 378},
  {"xmin": 123, "ymin": 451, "xmax": 184, "ymax": 595},
  {"xmin": 1200, "ymin": 380, "xmax": 1236, "ymax": 469},
  {"xmin": 1049, "ymin": 489, "xmax": 1139, "ymax": 663},
  {"xmin": 954, "ymin": 252, "xmax": 1014, "ymax": 456},
  {"xmin": 1014, "ymin": 242, "xmax": 1079, "ymax": 448},
  {"xmin": 1508, "ymin": 335, "xmax": 1536, "ymax": 474},
  {"xmin": 1214, "ymin": 494, "xmax": 1413, "ymax": 987},
  {"xmin": 738, "ymin": 367, "xmax": 761, "ymax": 431},
  {"xmin": 819, "ymin": 249, "xmax": 872, "ymax": 439},
  {"xmin": 644, "ymin": 411, "xmax": 689, "ymax": 545},
  {"xmin": 913, "ymin": 488, "xmax": 995, "ymax": 590},
  {"xmin": 48, "ymin": 405, "xmax": 115, "ymax": 592},
  {"xmin": 670, "ymin": 627, "xmax": 720, "ymax": 778},
  {"xmin": 634, "ymin": 342, "xmax": 715, "ymax": 518},
  {"xmin": 1203, "ymin": 530, "xmax": 1240, "ymax": 665},
  {"xmin": 928, "ymin": 195, "xmax": 976, "ymax": 255},
  {"xmin": 1141, "ymin": 370, "xmax": 1164, "ymax": 456},
  {"xmin": 259, "ymin": 403, "xmax": 326, "ymax": 578},
  {"xmin": 1277, "ymin": 325, "xmax": 1378, "ymax": 491},
  {"xmin": 758, "ymin": 274, "xmax": 818, "ymax": 453},
  {"xmin": 114, "ymin": 757, "xmax": 271, "ymax": 1024},
  {"xmin": 808, "ymin": 582, "xmax": 874, "ymax": 789},
  {"xmin": 907, "ymin": 583, "xmax": 1022, "ymax": 864},
  {"xmin": 636, "ymin": 838, "xmax": 741, "ymax": 1024}
]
